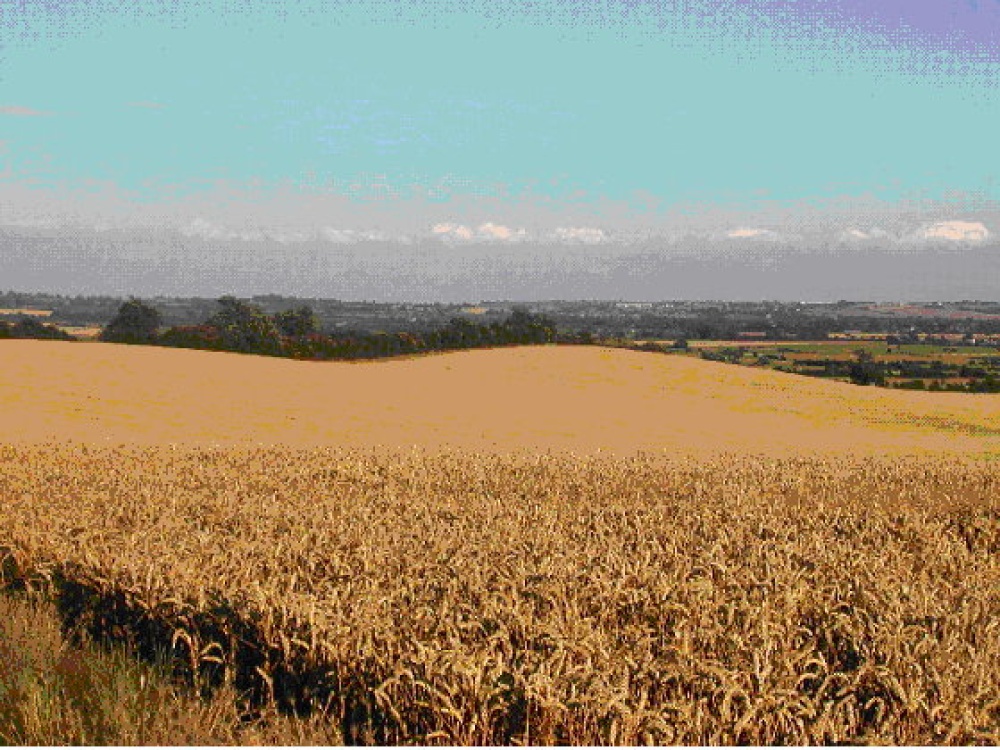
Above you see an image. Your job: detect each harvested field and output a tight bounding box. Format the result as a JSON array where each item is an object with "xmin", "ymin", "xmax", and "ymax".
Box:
[
  {"xmin": 1, "ymin": 446, "xmax": 999, "ymax": 744},
  {"xmin": 56, "ymin": 325, "xmax": 102, "ymax": 340},
  {"xmin": 0, "ymin": 308, "xmax": 52, "ymax": 317},
  {"xmin": 2, "ymin": 341, "xmax": 999, "ymax": 456}
]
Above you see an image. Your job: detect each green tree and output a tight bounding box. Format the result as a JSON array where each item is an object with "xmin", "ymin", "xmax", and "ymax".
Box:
[
  {"xmin": 8, "ymin": 316, "xmax": 74, "ymax": 341},
  {"xmin": 274, "ymin": 306, "xmax": 319, "ymax": 338},
  {"xmin": 99, "ymin": 298, "xmax": 162, "ymax": 344},
  {"xmin": 503, "ymin": 307, "xmax": 557, "ymax": 343},
  {"xmin": 848, "ymin": 349, "xmax": 885, "ymax": 386},
  {"xmin": 205, "ymin": 296, "xmax": 283, "ymax": 355}
]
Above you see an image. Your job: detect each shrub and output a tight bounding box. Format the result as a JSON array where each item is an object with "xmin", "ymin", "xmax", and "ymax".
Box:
[
  {"xmin": 99, "ymin": 298, "xmax": 162, "ymax": 345},
  {"xmin": 4, "ymin": 317, "xmax": 74, "ymax": 341},
  {"xmin": 204, "ymin": 297, "xmax": 283, "ymax": 356},
  {"xmin": 274, "ymin": 307, "xmax": 320, "ymax": 338}
]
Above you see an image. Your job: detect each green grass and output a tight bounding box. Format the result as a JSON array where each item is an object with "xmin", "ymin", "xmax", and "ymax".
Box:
[
  {"xmin": 676, "ymin": 340, "xmax": 1000, "ymax": 391},
  {"xmin": 0, "ymin": 591, "xmax": 343, "ymax": 745},
  {"xmin": 702, "ymin": 343, "xmax": 982, "ymax": 358}
]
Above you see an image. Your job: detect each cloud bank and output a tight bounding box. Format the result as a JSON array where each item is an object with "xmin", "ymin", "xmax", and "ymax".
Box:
[
  {"xmin": 918, "ymin": 220, "xmax": 990, "ymax": 242},
  {"xmin": 432, "ymin": 222, "xmax": 528, "ymax": 243},
  {"xmin": 725, "ymin": 227, "xmax": 782, "ymax": 240}
]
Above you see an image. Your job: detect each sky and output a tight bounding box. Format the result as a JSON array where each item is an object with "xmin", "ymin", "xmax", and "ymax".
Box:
[{"xmin": 1, "ymin": 0, "xmax": 999, "ymax": 300}]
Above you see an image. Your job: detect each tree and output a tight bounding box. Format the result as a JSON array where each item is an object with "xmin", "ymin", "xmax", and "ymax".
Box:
[
  {"xmin": 7, "ymin": 316, "xmax": 74, "ymax": 341},
  {"xmin": 503, "ymin": 307, "xmax": 557, "ymax": 344},
  {"xmin": 848, "ymin": 349, "xmax": 885, "ymax": 386},
  {"xmin": 205, "ymin": 296, "xmax": 283, "ymax": 355},
  {"xmin": 440, "ymin": 317, "xmax": 485, "ymax": 348},
  {"xmin": 274, "ymin": 306, "xmax": 320, "ymax": 338},
  {"xmin": 99, "ymin": 297, "xmax": 162, "ymax": 344}
]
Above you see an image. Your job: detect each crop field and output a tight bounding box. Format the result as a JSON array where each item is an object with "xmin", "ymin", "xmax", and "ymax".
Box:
[
  {"xmin": 3, "ymin": 341, "xmax": 1000, "ymax": 455},
  {"xmin": 0, "ymin": 309, "xmax": 53, "ymax": 318},
  {"xmin": 1, "ymin": 446, "xmax": 999, "ymax": 744},
  {"xmin": 673, "ymin": 340, "xmax": 1000, "ymax": 391},
  {"xmin": 2, "ymin": 342, "xmax": 1000, "ymax": 744},
  {"xmin": 55, "ymin": 325, "xmax": 103, "ymax": 340}
]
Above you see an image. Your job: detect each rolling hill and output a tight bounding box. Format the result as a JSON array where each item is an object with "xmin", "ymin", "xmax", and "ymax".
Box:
[{"xmin": 2, "ymin": 341, "xmax": 998, "ymax": 456}]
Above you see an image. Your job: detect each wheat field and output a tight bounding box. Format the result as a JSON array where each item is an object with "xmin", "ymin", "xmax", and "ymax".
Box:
[
  {"xmin": 2, "ymin": 342, "xmax": 1000, "ymax": 744},
  {"xmin": 3, "ymin": 341, "xmax": 1000, "ymax": 456}
]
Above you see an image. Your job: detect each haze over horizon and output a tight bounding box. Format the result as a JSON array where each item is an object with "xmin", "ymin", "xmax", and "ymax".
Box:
[{"xmin": 2, "ymin": 0, "xmax": 998, "ymax": 301}]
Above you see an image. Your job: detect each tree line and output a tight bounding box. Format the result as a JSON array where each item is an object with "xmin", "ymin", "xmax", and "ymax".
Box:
[
  {"xmin": 96, "ymin": 296, "xmax": 567, "ymax": 359},
  {"xmin": 0, "ymin": 317, "xmax": 75, "ymax": 341}
]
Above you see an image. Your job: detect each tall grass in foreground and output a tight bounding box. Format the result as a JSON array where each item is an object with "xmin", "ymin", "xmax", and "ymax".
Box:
[
  {"xmin": 0, "ymin": 590, "xmax": 341, "ymax": 744},
  {"xmin": 1, "ymin": 444, "xmax": 999, "ymax": 744}
]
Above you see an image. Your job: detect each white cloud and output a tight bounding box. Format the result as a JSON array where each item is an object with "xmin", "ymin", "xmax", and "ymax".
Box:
[
  {"xmin": 321, "ymin": 227, "xmax": 359, "ymax": 244},
  {"xmin": 839, "ymin": 227, "xmax": 892, "ymax": 242},
  {"xmin": 843, "ymin": 228, "xmax": 872, "ymax": 240},
  {"xmin": 432, "ymin": 222, "xmax": 475, "ymax": 241},
  {"xmin": 478, "ymin": 222, "xmax": 526, "ymax": 241},
  {"xmin": 181, "ymin": 218, "xmax": 240, "ymax": 240},
  {"xmin": 554, "ymin": 226, "xmax": 606, "ymax": 244},
  {"xmin": 726, "ymin": 227, "xmax": 779, "ymax": 240},
  {"xmin": 919, "ymin": 220, "xmax": 990, "ymax": 242},
  {"xmin": 269, "ymin": 228, "xmax": 311, "ymax": 244},
  {"xmin": 179, "ymin": 221, "xmax": 401, "ymax": 245},
  {"xmin": 0, "ymin": 105, "xmax": 52, "ymax": 117},
  {"xmin": 179, "ymin": 218, "xmax": 271, "ymax": 242},
  {"xmin": 432, "ymin": 221, "xmax": 526, "ymax": 242}
]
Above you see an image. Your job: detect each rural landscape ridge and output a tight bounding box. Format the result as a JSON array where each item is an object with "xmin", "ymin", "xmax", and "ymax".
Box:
[{"xmin": 3, "ymin": 340, "xmax": 999, "ymax": 456}]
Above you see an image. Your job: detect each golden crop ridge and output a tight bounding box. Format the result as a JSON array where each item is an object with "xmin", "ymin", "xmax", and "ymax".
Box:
[{"xmin": 1, "ymin": 444, "xmax": 999, "ymax": 744}]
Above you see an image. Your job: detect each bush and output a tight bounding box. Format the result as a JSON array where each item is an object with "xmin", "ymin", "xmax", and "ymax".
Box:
[
  {"xmin": 3, "ymin": 316, "xmax": 75, "ymax": 341},
  {"xmin": 204, "ymin": 297, "xmax": 283, "ymax": 356},
  {"xmin": 158, "ymin": 325, "xmax": 225, "ymax": 352},
  {"xmin": 99, "ymin": 298, "xmax": 162, "ymax": 344},
  {"xmin": 501, "ymin": 307, "xmax": 557, "ymax": 344},
  {"xmin": 274, "ymin": 307, "xmax": 320, "ymax": 338}
]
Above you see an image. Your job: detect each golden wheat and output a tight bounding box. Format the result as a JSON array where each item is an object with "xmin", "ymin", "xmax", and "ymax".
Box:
[
  {"xmin": 1, "ymin": 444, "xmax": 998, "ymax": 744},
  {"xmin": 4, "ymin": 341, "xmax": 1000, "ymax": 457}
]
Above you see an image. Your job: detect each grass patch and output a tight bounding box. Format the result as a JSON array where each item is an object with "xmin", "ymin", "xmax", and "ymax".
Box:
[{"xmin": 0, "ymin": 590, "xmax": 341, "ymax": 745}]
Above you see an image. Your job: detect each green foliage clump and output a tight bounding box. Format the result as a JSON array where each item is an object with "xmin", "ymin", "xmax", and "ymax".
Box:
[
  {"xmin": 0, "ymin": 317, "xmax": 74, "ymax": 341},
  {"xmin": 274, "ymin": 306, "xmax": 319, "ymax": 338},
  {"xmin": 95, "ymin": 296, "xmax": 567, "ymax": 362},
  {"xmin": 848, "ymin": 350, "xmax": 886, "ymax": 386},
  {"xmin": 204, "ymin": 297, "xmax": 284, "ymax": 356},
  {"xmin": 98, "ymin": 298, "xmax": 162, "ymax": 344}
]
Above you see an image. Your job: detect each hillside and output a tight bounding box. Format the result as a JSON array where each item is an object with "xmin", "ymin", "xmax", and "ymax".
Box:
[{"xmin": 2, "ymin": 341, "xmax": 998, "ymax": 456}]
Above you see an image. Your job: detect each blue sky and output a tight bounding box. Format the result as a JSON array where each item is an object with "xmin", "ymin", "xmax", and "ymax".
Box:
[
  {"xmin": 1, "ymin": 0, "xmax": 999, "ymax": 305},
  {"xmin": 3, "ymin": 0, "xmax": 998, "ymax": 214}
]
